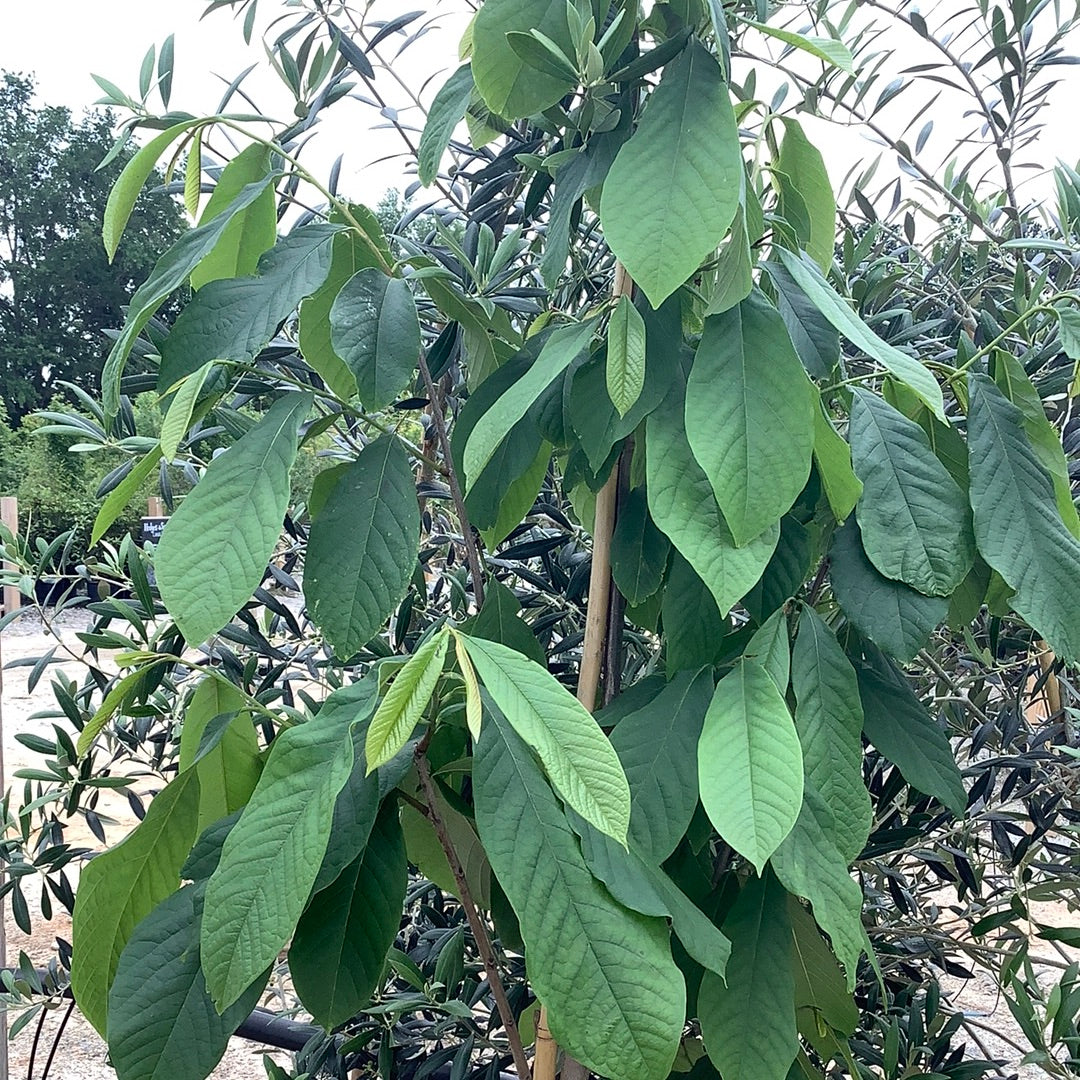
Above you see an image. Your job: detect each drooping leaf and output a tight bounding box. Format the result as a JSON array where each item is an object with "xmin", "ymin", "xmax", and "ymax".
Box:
[
  {"xmin": 329, "ymin": 268, "xmax": 421, "ymax": 411},
  {"xmin": 829, "ymin": 518, "xmax": 947, "ymax": 662},
  {"xmin": 160, "ymin": 362, "xmax": 213, "ymax": 461},
  {"xmin": 698, "ymin": 659, "xmax": 804, "ymax": 873},
  {"xmin": 201, "ymin": 708, "xmax": 357, "ymax": 1010},
  {"xmin": 777, "ymin": 120, "xmax": 836, "ymax": 271},
  {"xmin": 610, "ymin": 486, "xmax": 671, "ymax": 607},
  {"xmin": 91, "ymin": 446, "xmax": 163, "ymax": 546},
  {"xmin": 290, "ymin": 801, "xmax": 407, "ymax": 1029},
  {"xmin": 744, "ymin": 516, "xmax": 812, "ymax": 623},
  {"xmin": 967, "ymin": 373, "xmax": 1080, "ymax": 662},
  {"xmin": 791, "ymin": 609, "xmax": 872, "ymax": 863},
  {"xmin": 662, "ymin": 554, "xmax": 729, "ymax": 673},
  {"xmin": 459, "ymin": 634, "xmax": 630, "ymax": 844},
  {"xmin": 178, "ymin": 677, "xmax": 261, "ymax": 833},
  {"xmin": 813, "ymin": 400, "xmax": 862, "ymax": 522},
  {"xmin": 366, "ymin": 630, "xmax": 449, "ymax": 772},
  {"xmin": 107, "ymin": 884, "xmax": 266, "ymax": 1080},
  {"xmin": 474, "ymin": 711, "xmax": 684, "ymax": 1080},
  {"xmin": 418, "ymin": 64, "xmax": 474, "ymax": 185},
  {"xmin": 849, "ymin": 390, "xmax": 973, "ymax": 597},
  {"xmin": 744, "ymin": 609, "xmax": 790, "ymax": 693},
  {"xmin": 71, "ymin": 770, "xmax": 201, "ymax": 1035},
  {"xmin": 741, "ymin": 21, "xmax": 855, "ymax": 72},
  {"xmin": 606, "ymin": 294, "xmax": 647, "ymax": 416},
  {"xmin": 303, "ymin": 435, "xmax": 420, "ymax": 658},
  {"xmin": 686, "ymin": 292, "xmax": 815, "ymax": 546},
  {"xmin": 160, "ymin": 224, "xmax": 339, "ymax": 390},
  {"xmin": 698, "ymin": 872, "xmax": 799, "ymax": 1080},
  {"xmin": 774, "ymin": 249, "xmax": 945, "ymax": 419},
  {"xmin": 465, "ymin": 580, "xmax": 546, "ymax": 666},
  {"xmin": 763, "ymin": 260, "xmax": 840, "ymax": 380},
  {"xmin": 156, "ymin": 393, "xmax": 309, "ymax": 645},
  {"xmin": 705, "ymin": 206, "xmax": 754, "ymax": 315},
  {"xmin": 647, "ymin": 377, "xmax": 779, "ymax": 616},
  {"xmin": 856, "ymin": 662, "xmax": 966, "ymax": 815},
  {"xmin": 600, "ymin": 40, "xmax": 741, "ymax": 308},
  {"xmin": 479, "ymin": 440, "xmax": 552, "ymax": 549},
  {"xmin": 401, "ymin": 791, "xmax": 491, "ymax": 908},
  {"xmin": 471, "ymin": 0, "xmax": 577, "ymax": 118}
]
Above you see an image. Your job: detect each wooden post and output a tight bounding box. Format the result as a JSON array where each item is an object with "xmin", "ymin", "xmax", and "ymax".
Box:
[
  {"xmin": 147, "ymin": 497, "xmax": 165, "ymax": 518},
  {"xmin": 0, "ymin": 497, "xmax": 17, "ymax": 617}
]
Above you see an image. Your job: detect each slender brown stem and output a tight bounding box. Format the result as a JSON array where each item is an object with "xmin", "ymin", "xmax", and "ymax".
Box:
[
  {"xmin": 415, "ymin": 750, "xmax": 532, "ymax": 1080},
  {"xmin": 418, "ymin": 352, "xmax": 486, "ymax": 610}
]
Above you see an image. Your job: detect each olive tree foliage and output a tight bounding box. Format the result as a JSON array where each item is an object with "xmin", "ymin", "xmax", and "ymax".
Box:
[{"xmin": 5, "ymin": 1, "xmax": 1080, "ymax": 1079}]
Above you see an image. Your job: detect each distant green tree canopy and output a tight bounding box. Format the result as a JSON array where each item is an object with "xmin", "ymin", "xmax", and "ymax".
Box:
[{"xmin": 0, "ymin": 72, "xmax": 186, "ymax": 422}]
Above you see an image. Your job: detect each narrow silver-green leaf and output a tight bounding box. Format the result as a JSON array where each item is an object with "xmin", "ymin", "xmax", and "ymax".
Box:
[
  {"xmin": 698, "ymin": 659, "xmax": 804, "ymax": 873},
  {"xmin": 156, "ymin": 394, "xmax": 309, "ymax": 645},
  {"xmin": 418, "ymin": 64, "xmax": 474, "ymax": 186},
  {"xmin": 606, "ymin": 294, "xmax": 647, "ymax": 416},
  {"xmin": 474, "ymin": 712, "xmax": 684, "ymax": 1080},
  {"xmin": 365, "ymin": 630, "xmax": 449, "ymax": 773},
  {"xmin": 460, "ymin": 634, "xmax": 631, "ymax": 844},
  {"xmin": 304, "ymin": 435, "xmax": 420, "ymax": 658},
  {"xmin": 850, "ymin": 389, "xmax": 973, "ymax": 596},
  {"xmin": 967, "ymin": 373, "xmax": 1080, "ymax": 661},
  {"xmin": 775, "ymin": 248, "xmax": 945, "ymax": 419},
  {"xmin": 600, "ymin": 40, "xmax": 741, "ymax": 308},
  {"xmin": 686, "ymin": 292, "xmax": 815, "ymax": 546}
]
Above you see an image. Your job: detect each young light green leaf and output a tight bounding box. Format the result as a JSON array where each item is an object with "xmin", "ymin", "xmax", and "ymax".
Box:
[
  {"xmin": 850, "ymin": 389, "xmax": 974, "ymax": 596},
  {"xmin": 202, "ymin": 707, "xmax": 358, "ymax": 1010},
  {"xmin": 330, "ymin": 268, "xmax": 421, "ymax": 410},
  {"xmin": 686, "ymin": 292, "xmax": 815, "ymax": 546},
  {"xmin": 455, "ymin": 635, "xmax": 483, "ymax": 741},
  {"xmin": 107, "ymin": 884, "xmax": 266, "ymax": 1080},
  {"xmin": 304, "ymin": 435, "xmax": 420, "ymax": 658},
  {"xmin": 742, "ymin": 20, "xmax": 855, "ymax": 73},
  {"xmin": 606, "ymin": 293, "xmax": 647, "ymax": 417},
  {"xmin": 775, "ymin": 248, "xmax": 945, "ymax": 419},
  {"xmin": 778, "ymin": 119, "xmax": 836, "ymax": 271},
  {"xmin": 71, "ymin": 770, "xmax": 201, "ymax": 1035},
  {"xmin": 600, "ymin": 40, "xmax": 741, "ymax": 308},
  {"xmin": 418, "ymin": 64, "xmax": 474, "ymax": 185},
  {"xmin": 183, "ymin": 127, "xmax": 203, "ymax": 218},
  {"xmin": 463, "ymin": 320, "xmax": 593, "ymax": 487},
  {"xmin": 506, "ymin": 30, "xmax": 580, "ymax": 83},
  {"xmin": 699, "ymin": 659, "xmax": 804, "ymax": 873},
  {"xmin": 103, "ymin": 119, "xmax": 204, "ymax": 261},
  {"xmin": 290, "ymin": 802, "xmax": 407, "ymax": 1029},
  {"xmin": 647, "ymin": 377, "xmax": 779, "ymax": 616},
  {"xmin": 91, "ymin": 446, "xmax": 162, "ymax": 546},
  {"xmin": 813, "ymin": 400, "xmax": 861, "ymax": 522},
  {"xmin": 460, "ymin": 634, "xmax": 631, "ymax": 844},
  {"xmin": 474, "ymin": 712, "xmax": 684, "ymax": 1080},
  {"xmin": 967, "ymin": 373, "xmax": 1080, "ymax": 662},
  {"xmin": 160, "ymin": 362, "xmax": 213, "ymax": 461},
  {"xmin": 365, "ymin": 629, "xmax": 449, "ymax": 773},
  {"xmin": 156, "ymin": 393, "xmax": 309, "ymax": 646},
  {"xmin": 698, "ymin": 872, "xmax": 799, "ymax": 1080}
]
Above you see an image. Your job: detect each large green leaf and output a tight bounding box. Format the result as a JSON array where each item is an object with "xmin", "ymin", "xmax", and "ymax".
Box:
[
  {"xmin": 610, "ymin": 668, "xmax": 713, "ymax": 862},
  {"xmin": 774, "ymin": 249, "xmax": 945, "ymax": 419},
  {"xmin": 464, "ymin": 320, "xmax": 594, "ymax": 487},
  {"xmin": 159, "ymin": 224, "xmax": 338, "ymax": 390},
  {"xmin": 849, "ymin": 390, "xmax": 973, "ymax": 596},
  {"xmin": 107, "ymin": 884, "xmax": 265, "ymax": 1080},
  {"xmin": 698, "ymin": 659, "xmax": 803, "ymax": 874},
  {"xmin": 791, "ymin": 609, "xmax": 871, "ymax": 863},
  {"xmin": 647, "ymin": 377, "xmax": 778, "ymax": 615},
  {"xmin": 777, "ymin": 120, "xmax": 836, "ymax": 271},
  {"xmin": 610, "ymin": 486, "xmax": 671, "ymax": 606},
  {"xmin": 365, "ymin": 630, "xmax": 449, "ymax": 771},
  {"xmin": 465, "ymin": 580, "xmax": 546, "ymax": 666},
  {"xmin": 744, "ymin": 609, "xmax": 791, "ymax": 694},
  {"xmin": 771, "ymin": 785, "xmax": 864, "ymax": 986},
  {"xmin": 178, "ymin": 677, "xmax": 261, "ymax": 833},
  {"xmin": 474, "ymin": 712, "xmax": 684, "ymax": 1080},
  {"xmin": 290, "ymin": 801, "xmax": 407, "ymax": 1028},
  {"xmin": 71, "ymin": 770, "xmax": 201, "ymax": 1035},
  {"xmin": 856, "ymin": 663, "xmax": 966, "ymax": 815},
  {"xmin": 812, "ymin": 399, "xmax": 862, "ymax": 522},
  {"xmin": 744, "ymin": 516, "xmax": 812, "ymax": 624},
  {"xmin": 763, "ymin": 260, "xmax": 840, "ymax": 380},
  {"xmin": 330, "ymin": 268, "xmax": 421, "ymax": 411},
  {"xmin": 101, "ymin": 176, "xmax": 276, "ymax": 419},
  {"xmin": 304, "ymin": 435, "xmax": 420, "ymax": 658},
  {"xmin": 967, "ymin": 373, "xmax": 1080, "ymax": 662},
  {"xmin": 201, "ymin": 707, "xmax": 358, "ymax": 1010},
  {"xmin": 479, "ymin": 440, "xmax": 552, "ymax": 549},
  {"xmin": 189, "ymin": 143, "xmax": 278, "ymax": 289},
  {"xmin": 156, "ymin": 393, "xmax": 309, "ymax": 646},
  {"xmin": 662, "ymin": 554, "xmax": 729, "ymax": 673},
  {"xmin": 829, "ymin": 518, "xmax": 947, "ymax": 662},
  {"xmin": 459, "ymin": 634, "xmax": 630, "ymax": 843},
  {"xmin": 471, "ymin": 0, "xmax": 577, "ymax": 118},
  {"xmin": 600, "ymin": 40, "xmax": 741, "ymax": 308},
  {"xmin": 606, "ymin": 294, "xmax": 647, "ymax": 416},
  {"xmin": 698, "ymin": 872, "xmax": 799, "ymax": 1080},
  {"xmin": 418, "ymin": 64, "xmax": 475, "ymax": 185},
  {"xmin": 686, "ymin": 292, "xmax": 815, "ymax": 546}
]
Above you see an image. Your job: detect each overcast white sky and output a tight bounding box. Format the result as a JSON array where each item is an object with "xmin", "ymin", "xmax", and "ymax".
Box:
[{"xmin": 1, "ymin": 1, "xmax": 1077, "ymax": 223}]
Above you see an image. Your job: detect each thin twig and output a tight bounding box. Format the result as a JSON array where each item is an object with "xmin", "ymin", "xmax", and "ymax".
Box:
[{"xmin": 415, "ymin": 750, "xmax": 532, "ymax": 1080}]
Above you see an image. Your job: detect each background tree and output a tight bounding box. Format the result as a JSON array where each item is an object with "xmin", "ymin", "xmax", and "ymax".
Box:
[{"xmin": 0, "ymin": 72, "xmax": 185, "ymax": 421}]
